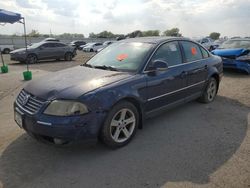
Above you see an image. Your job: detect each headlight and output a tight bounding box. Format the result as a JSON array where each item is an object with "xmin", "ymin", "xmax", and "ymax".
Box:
[
  {"xmin": 44, "ymin": 100, "xmax": 88, "ymax": 116},
  {"xmin": 236, "ymin": 53, "xmax": 250, "ymax": 61}
]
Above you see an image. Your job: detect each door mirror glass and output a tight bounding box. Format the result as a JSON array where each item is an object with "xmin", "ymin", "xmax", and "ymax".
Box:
[{"xmin": 152, "ymin": 59, "xmax": 168, "ymax": 71}]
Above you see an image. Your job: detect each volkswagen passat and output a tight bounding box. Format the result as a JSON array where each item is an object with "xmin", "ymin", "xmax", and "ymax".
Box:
[{"xmin": 14, "ymin": 37, "xmax": 223, "ymax": 148}]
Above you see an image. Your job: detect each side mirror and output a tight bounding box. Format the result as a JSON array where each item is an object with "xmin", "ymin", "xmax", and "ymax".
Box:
[{"xmin": 152, "ymin": 59, "xmax": 168, "ymax": 71}]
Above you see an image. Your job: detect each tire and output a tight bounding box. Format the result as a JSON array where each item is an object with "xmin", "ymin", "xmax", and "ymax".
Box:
[
  {"xmin": 64, "ymin": 52, "xmax": 72, "ymax": 61},
  {"xmin": 90, "ymin": 49, "xmax": 94, "ymax": 52},
  {"xmin": 3, "ymin": 48, "xmax": 10, "ymax": 54},
  {"xmin": 100, "ymin": 101, "xmax": 139, "ymax": 148},
  {"xmin": 19, "ymin": 61, "xmax": 25, "ymax": 64},
  {"xmin": 198, "ymin": 77, "xmax": 218, "ymax": 103},
  {"xmin": 26, "ymin": 54, "xmax": 38, "ymax": 64}
]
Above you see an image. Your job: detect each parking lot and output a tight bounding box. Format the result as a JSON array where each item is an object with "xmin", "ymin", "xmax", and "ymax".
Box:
[{"xmin": 0, "ymin": 52, "xmax": 249, "ymax": 188}]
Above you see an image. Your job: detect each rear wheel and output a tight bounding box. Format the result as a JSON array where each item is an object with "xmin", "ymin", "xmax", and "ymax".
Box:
[
  {"xmin": 100, "ymin": 101, "xmax": 139, "ymax": 148},
  {"xmin": 3, "ymin": 48, "xmax": 10, "ymax": 54},
  {"xmin": 198, "ymin": 77, "xmax": 218, "ymax": 103},
  {"xmin": 64, "ymin": 52, "xmax": 72, "ymax": 61},
  {"xmin": 26, "ymin": 54, "xmax": 38, "ymax": 64}
]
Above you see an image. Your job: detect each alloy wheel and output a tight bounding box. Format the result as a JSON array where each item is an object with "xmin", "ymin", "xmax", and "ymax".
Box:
[
  {"xmin": 110, "ymin": 108, "xmax": 136, "ymax": 143},
  {"xmin": 207, "ymin": 79, "xmax": 217, "ymax": 101}
]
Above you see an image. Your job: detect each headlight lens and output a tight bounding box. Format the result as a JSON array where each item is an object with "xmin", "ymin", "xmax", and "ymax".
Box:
[{"xmin": 44, "ymin": 100, "xmax": 88, "ymax": 116}]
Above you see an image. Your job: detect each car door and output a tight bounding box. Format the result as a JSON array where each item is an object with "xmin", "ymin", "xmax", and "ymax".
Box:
[
  {"xmin": 144, "ymin": 41, "xmax": 187, "ymax": 113},
  {"xmin": 37, "ymin": 43, "xmax": 56, "ymax": 59},
  {"xmin": 55, "ymin": 43, "xmax": 67, "ymax": 58},
  {"xmin": 179, "ymin": 41, "xmax": 208, "ymax": 97}
]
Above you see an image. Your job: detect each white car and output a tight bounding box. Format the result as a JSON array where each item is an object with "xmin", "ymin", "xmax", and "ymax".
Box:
[
  {"xmin": 83, "ymin": 42, "xmax": 103, "ymax": 52},
  {"xmin": 0, "ymin": 44, "xmax": 14, "ymax": 54}
]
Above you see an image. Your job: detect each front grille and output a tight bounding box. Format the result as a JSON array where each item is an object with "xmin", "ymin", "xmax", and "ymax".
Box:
[{"xmin": 16, "ymin": 90, "xmax": 46, "ymax": 114}]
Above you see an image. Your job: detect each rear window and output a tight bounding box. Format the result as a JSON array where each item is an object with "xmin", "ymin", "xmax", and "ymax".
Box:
[{"xmin": 181, "ymin": 41, "xmax": 203, "ymax": 62}]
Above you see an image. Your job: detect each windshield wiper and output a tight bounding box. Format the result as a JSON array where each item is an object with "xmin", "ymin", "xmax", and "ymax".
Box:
[
  {"xmin": 93, "ymin": 65, "xmax": 118, "ymax": 71},
  {"xmin": 81, "ymin": 64, "xmax": 93, "ymax": 68}
]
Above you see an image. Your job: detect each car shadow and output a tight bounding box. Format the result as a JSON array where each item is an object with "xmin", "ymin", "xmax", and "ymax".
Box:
[
  {"xmin": 0, "ymin": 96, "xmax": 249, "ymax": 188},
  {"xmin": 223, "ymin": 69, "xmax": 249, "ymax": 76}
]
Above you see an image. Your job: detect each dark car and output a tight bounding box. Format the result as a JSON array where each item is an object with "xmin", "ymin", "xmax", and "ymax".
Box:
[
  {"xmin": 14, "ymin": 37, "xmax": 223, "ymax": 148},
  {"xmin": 69, "ymin": 40, "xmax": 86, "ymax": 50},
  {"xmin": 10, "ymin": 41, "xmax": 76, "ymax": 63},
  {"xmin": 212, "ymin": 39, "xmax": 250, "ymax": 74}
]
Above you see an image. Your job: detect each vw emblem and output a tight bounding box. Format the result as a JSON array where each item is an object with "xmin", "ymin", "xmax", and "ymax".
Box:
[{"xmin": 22, "ymin": 94, "xmax": 30, "ymax": 105}]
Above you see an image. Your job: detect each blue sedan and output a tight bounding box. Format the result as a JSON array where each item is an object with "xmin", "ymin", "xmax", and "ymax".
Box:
[
  {"xmin": 212, "ymin": 39, "xmax": 250, "ymax": 74},
  {"xmin": 14, "ymin": 37, "xmax": 223, "ymax": 148}
]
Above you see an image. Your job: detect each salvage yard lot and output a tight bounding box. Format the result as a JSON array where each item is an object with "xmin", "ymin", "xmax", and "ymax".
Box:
[{"xmin": 0, "ymin": 52, "xmax": 249, "ymax": 188}]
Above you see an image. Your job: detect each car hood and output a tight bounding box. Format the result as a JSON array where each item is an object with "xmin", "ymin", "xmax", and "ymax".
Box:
[
  {"xmin": 10, "ymin": 48, "xmax": 26, "ymax": 53},
  {"xmin": 24, "ymin": 66, "xmax": 131, "ymax": 100},
  {"xmin": 212, "ymin": 48, "xmax": 248, "ymax": 57}
]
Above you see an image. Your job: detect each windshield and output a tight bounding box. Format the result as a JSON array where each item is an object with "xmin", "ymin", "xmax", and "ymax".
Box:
[
  {"xmin": 86, "ymin": 42, "xmax": 153, "ymax": 71},
  {"xmin": 220, "ymin": 40, "xmax": 250, "ymax": 49}
]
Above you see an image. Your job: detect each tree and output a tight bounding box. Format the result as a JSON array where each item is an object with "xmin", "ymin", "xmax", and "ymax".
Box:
[
  {"xmin": 89, "ymin": 32, "xmax": 96, "ymax": 38},
  {"xmin": 163, "ymin": 28, "xmax": 182, "ymax": 37},
  {"xmin": 27, "ymin": 30, "xmax": 40, "ymax": 37},
  {"xmin": 89, "ymin": 31, "xmax": 115, "ymax": 38},
  {"xmin": 142, "ymin": 30, "xmax": 160, "ymax": 37},
  {"xmin": 209, "ymin": 32, "xmax": 220, "ymax": 40},
  {"xmin": 127, "ymin": 30, "xmax": 143, "ymax": 38}
]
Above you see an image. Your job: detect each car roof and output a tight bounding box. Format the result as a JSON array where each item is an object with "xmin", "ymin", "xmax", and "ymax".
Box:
[
  {"xmin": 39, "ymin": 41, "xmax": 65, "ymax": 45},
  {"xmin": 118, "ymin": 36, "xmax": 191, "ymax": 44}
]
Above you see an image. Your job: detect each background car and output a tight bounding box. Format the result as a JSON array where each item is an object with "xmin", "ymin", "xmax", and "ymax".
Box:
[
  {"xmin": 10, "ymin": 41, "xmax": 76, "ymax": 63},
  {"xmin": 42, "ymin": 38, "xmax": 60, "ymax": 42},
  {"xmin": 69, "ymin": 40, "xmax": 86, "ymax": 50},
  {"xmin": 212, "ymin": 39, "xmax": 250, "ymax": 74},
  {"xmin": 14, "ymin": 37, "xmax": 222, "ymax": 148},
  {"xmin": 196, "ymin": 37, "xmax": 218, "ymax": 51},
  {"xmin": 82, "ymin": 42, "xmax": 103, "ymax": 52},
  {"xmin": 96, "ymin": 41, "xmax": 115, "ymax": 52},
  {"xmin": 0, "ymin": 44, "xmax": 14, "ymax": 54}
]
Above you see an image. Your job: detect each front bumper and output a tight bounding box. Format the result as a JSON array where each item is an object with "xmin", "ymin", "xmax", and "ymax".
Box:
[
  {"xmin": 14, "ymin": 102, "xmax": 106, "ymax": 141},
  {"xmin": 10, "ymin": 54, "xmax": 26, "ymax": 62}
]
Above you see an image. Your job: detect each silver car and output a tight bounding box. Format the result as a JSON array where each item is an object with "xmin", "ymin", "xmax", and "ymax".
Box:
[{"xmin": 10, "ymin": 41, "xmax": 76, "ymax": 63}]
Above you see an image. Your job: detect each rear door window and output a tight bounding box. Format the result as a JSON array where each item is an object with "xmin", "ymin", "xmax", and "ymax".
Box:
[{"xmin": 181, "ymin": 41, "xmax": 203, "ymax": 62}]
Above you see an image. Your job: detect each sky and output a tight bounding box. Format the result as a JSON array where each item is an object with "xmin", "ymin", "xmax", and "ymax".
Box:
[{"xmin": 0, "ymin": 0, "xmax": 250, "ymax": 38}]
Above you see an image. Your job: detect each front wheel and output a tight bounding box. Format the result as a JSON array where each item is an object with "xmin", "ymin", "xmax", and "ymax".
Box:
[
  {"xmin": 100, "ymin": 101, "xmax": 139, "ymax": 148},
  {"xmin": 26, "ymin": 54, "xmax": 37, "ymax": 64},
  {"xmin": 64, "ymin": 52, "xmax": 72, "ymax": 61},
  {"xmin": 198, "ymin": 77, "xmax": 218, "ymax": 103}
]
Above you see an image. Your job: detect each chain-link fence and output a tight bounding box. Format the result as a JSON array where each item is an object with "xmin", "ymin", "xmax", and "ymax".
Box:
[{"xmin": 0, "ymin": 36, "xmax": 116, "ymax": 49}]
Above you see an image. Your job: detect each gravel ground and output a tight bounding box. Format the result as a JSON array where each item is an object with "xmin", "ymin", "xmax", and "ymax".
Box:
[{"xmin": 0, "ymin": 53, "xmax": 249, "ymax": 188}]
